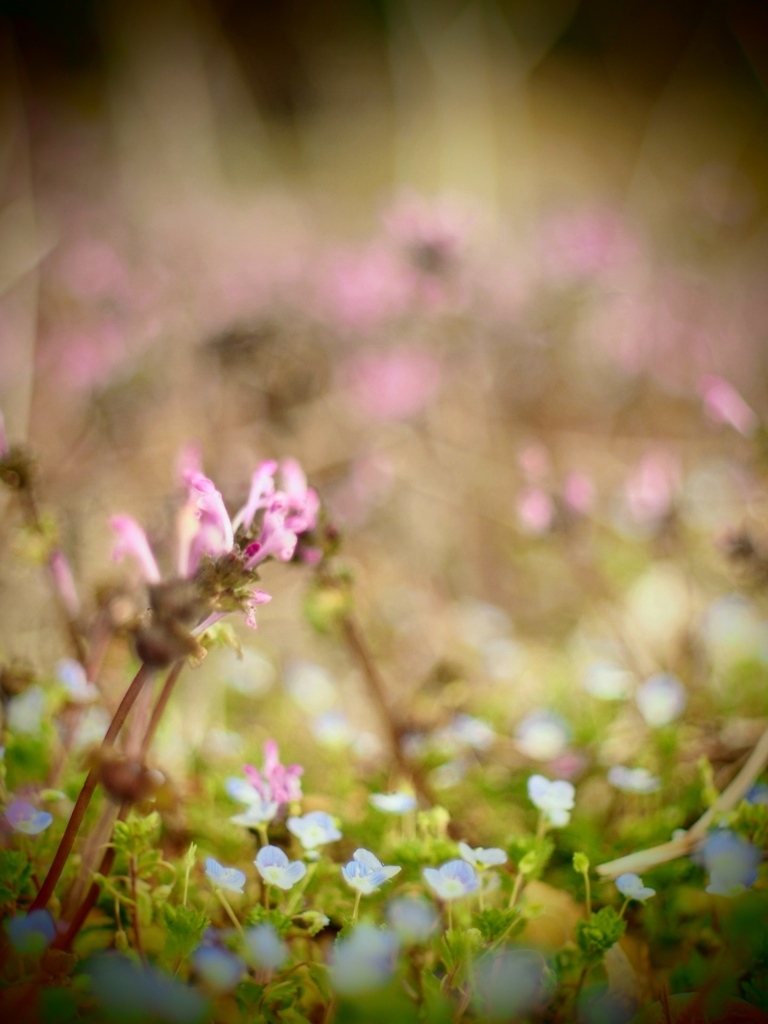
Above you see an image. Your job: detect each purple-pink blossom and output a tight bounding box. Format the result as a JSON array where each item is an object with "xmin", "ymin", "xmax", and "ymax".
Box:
[
  {"xmin": 700, "ymin": 375, "xmax": 758, "ymax": 437},
  {"xmin": 244, "ymin": 740, "xmax": 303, "ymax": 806},
  {"xmin": 110, "ymin": 515, "xmax": 162, "ymax": 583}
]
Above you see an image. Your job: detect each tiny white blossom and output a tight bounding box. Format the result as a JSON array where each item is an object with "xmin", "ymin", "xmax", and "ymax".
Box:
[
  {"xmin": 205, "ymin": 857, "xmax": 246, "ymax": 894},
  {"xmin": 254, "ymin": 846, "xmax": 307, "ymax": 890},
  {"xmin": 457, "ymin": 842, "xmax": 507, "ymax": 869},
  {"xmin": 527, "ymin": 775, "xmax": 575, "ymax": 827},
  {"xmin": 341, "ymin": 849, "xmax": 401, "ymax": 895},
  {"xmin": 230, "ymin": 798, "xmax": 279, "ymax": 828},
  {"xmin": 616, "ymin": 873, "xmax": 656, "ymax": 903},
  {"xmin": 607, "ymin": 766, "xmax": 661, "ymax": 794},
  {"xmin": 423, "ymin": 859, "xmax": 479, "ymax": 901},
  {"xmin": 635, "ymin": 673, "xmax": 687, "ymax": 727},
  {"xmin": 286, "ymin": 811, "xmax": 341, "ymax": 850},
  {"xmin": 369, "ymin": 792, "xmax": 417, "ymax": 815}
]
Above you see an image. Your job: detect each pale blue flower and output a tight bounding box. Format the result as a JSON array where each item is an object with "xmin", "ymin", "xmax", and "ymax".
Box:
[
  {"xmin": 5, "ymin": 800, "xmax": 53, "ymax": 835},
  {"xmin": 286, "ymin": 811, "xmax": 341, "ymax": 850},
  {"xmin": 55, "ymin": 658, "xmax": 98, "ymax": 703},
  {"xmin": 192, "ymin": 946, "xmax": 244, "ymax": 992},
  {"xmin": 457, "ymin": 842, "xmax": 507, "ymax": 869},
  {"xmin": 607, "ymin": 766, "xmax": 661, "ymax": 794},
  {"xmin": 310, "ymin": 710, "xmax": 354, "ymax": 749},
  {"xmin": 245, "ymin": 923, "xmax": 288, "ymax": 970},
  {"xmin": 7, "ymin": 686, "xmax": 45, "ymax": 736},
  {"xmin": 616, "ymin": 873, "xmax": 656, "ymax": 902},
  {"xmin": 746, "ymin": 785, "xmax": 768, "ymax": 806},
  {"xmin": 254, "ymin": 846, "xmax": 307, "ymax": 890},
  {"xmin": 635, "ymin": 673, "xmax": 687, "ymax": 727},
  {"xmin": 386, "ymin": 897, "xmax": 438, "ymax": 944},
  {"xmin": 224, "ymin": 776, "xmax": 263, "ymax": 804},
  {"xmin": 702, "ymin": 830, "xmax": 760, "ymax": 897},
  {"xmin": 369, "ymin": 792, "xmax": 417, "ymax": 814},
  {"xmin": 582, "ymin": 661, "xmax": 635, "ymax": 700},
  {"xmin": 472, "ymin": 948, "xmax": 549, "ymax": 1020},
  {"xmin": 515, "ymin": 710, "xmax": 571, "ymax": 761},
  {"xmin": 6, "ymin": 910, "xmax": 56, "ymax": 954},
  {"xmin": 230, "ymin": 797, "xmax": 278, "ymax": 828},
  {"xmin": 341, "ymin": 849, "xmax": 401, "ymax": 895},
  {"xmin": 423, "ymin": 859, "xmax": 479, "ymax": 901},
  {"xmin": 86, "ymin": 953, "xmax": 208, "ymax": 1023},
  {"xmin": 330, "ymin": 924, "xmax": 399, "ymax": 995},
  {"xmin": 205, "ymin": 857, "xmax": 246, "ymax": 894},
  {"xmin": 527, "ymin": 775, "xmax": 575, "ymax": 827}
]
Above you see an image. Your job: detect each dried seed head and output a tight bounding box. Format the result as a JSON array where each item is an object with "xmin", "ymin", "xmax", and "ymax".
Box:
[{"xmin": 95, "ymin": 753, "xmax": 165, "ymax": 805}]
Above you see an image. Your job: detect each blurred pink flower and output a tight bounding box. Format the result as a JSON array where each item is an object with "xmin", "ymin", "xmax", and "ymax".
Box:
[
  {"xmin": 518, "ymin": 443, "xmax": 551, "ymax": 483},
  {"xmin": 57, "ymin": 239, "xmax": 129, "ymax": 300},
  {"xmin": 700, "ymin": 375, "xmax": 758, "ymax": 437},
  {"xmin": 281, "ymin": 458, "xmax": 320, "ymax": 533},
  {"xmin": 232, "ymin": 461, "xmax": 278, "ymax": 533},
  {"xmin": 625, "ymin": 450, "xmax": 680, "ymax": 525},
  {"xmin": 344, "ymin": 348, "xmax": 440, "ymax": 421},
  {"xmin": 517, "ymin": 488, "xmax": 555, "ymax": 535},
  {"xmin": 177, "ymin": 473, "xmax": 235, "ymax": 577},
  {"xmin": 245, "ymin": 497, "xmax": 298, "ymax": 567},
  {"xmin": 245, "ymin": 740, "xmax": 303, "ymax": 806},
  {"xmin": 322, "ymin": 245, "xmax": 413, "ymax": 328},
  {"xmin": 110, "ymin": 515, "xmax": 162, "ymax": 583},
  {"xmin": 382, "ymin": 192, "xmax": 472, "ymax": 269},
  {"xmin": 49, "ymin": 549, "xmax": 81, "ymax": 619},
  {"xmin": 540, "ymin": 207, "xmax": 640, "ymax": 281},
  {"xmin": 563, "ymin": 472, "xmax": 596, "ymax": 514}
]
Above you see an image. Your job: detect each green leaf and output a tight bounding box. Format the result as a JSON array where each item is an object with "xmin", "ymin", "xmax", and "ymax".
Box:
[
  {"xmin": 508, "ymin": 836, "xmax": 554, "ymax": 881},
  {"xmin": 161, "ymin": 904, "xmax": 209, "ymax": 965},
  {"xmin": 576, "ymin": 907, "xmax": 626, "ymax": 961},
  {"xmin": 473, "ymin": 907, "xmax": 523, "ymax": 943},
  {"xmin": 244, "ymin": 905, "xmax": 293, "ymax": 938},
  {"xmin": 0, "ymin": 849, "xmax": 33, "ymax": 906}
]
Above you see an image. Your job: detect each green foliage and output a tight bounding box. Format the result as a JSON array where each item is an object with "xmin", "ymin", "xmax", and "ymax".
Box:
[
  {"xmin": 727, "ymin": 799, "xmax": 768, "ymax": 847},
  {"xmin": 576, "ymin": 906, "xmax": 626, "ymax": 962},
  {"xmin": 0, "ymin": 849, "xmax": 32, "ymax": 906},
  {"xmin": 244, "ymin": 904, "xmax": 293, "ymax": 937},
  {"xmin": 573, "ymin": 851, "xmax": 590, "ymax": 874},
  {"xmin": 161, "ymin": 904, "xmax": 209, "ymax": 966},
  {"xmin": 508, "ymin": 835, "xmax": 554, "ymax": 880},
  {"xmin": 473, "ymin": 906, "xmax": 523, "ymax": 943}
]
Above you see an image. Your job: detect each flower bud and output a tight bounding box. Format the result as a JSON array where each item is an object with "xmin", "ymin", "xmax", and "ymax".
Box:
[{"xmin": 94, "ymin": 752, "xmax": 165, "ymax": 805}]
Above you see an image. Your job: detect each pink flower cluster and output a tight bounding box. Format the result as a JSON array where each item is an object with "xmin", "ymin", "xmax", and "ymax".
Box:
[
  {"xmin": 244, "ymin": 740, "xmax": 303, "ymax": 806},
  {"xmin": 110, "ymin": 454, "xmax": 319, "ymax": 629}
]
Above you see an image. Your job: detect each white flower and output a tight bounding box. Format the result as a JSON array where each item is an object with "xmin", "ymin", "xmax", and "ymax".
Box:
[
  {"xmin": 286, "ymin": 811, "xmax": 341, "ymax": 850},
  {"xmin": 423, "ymin": 859, "xmax": 479, "ymax": 901},
  {"xmin": 341, "ymin": 849, "xmax": 401, "ymax": 895},
  {"xmin": 635, "ymin": 673, "xmax": 687, "ymax": 727},
  {"xmin": 616, "ymin": 873, "xmax": 656, "ymax": 902},
  {"xmin": 527, "ymin": 775, "xmax": 575, "ymax": 827},
  {"xmin": 330, "ymin": 924, "xmax": 399, "ymax": 995},
  {"xmin": 515, "ymin": 710, "xmax": 570, "ymax": 761},
  {"xmin": 225, "ymin": 777, "xmax": 263, "ymax": 804},
  {"xmin": 702, "ymin": 830, "xmax": 760, "ymax": 897},
  {"xmin": 55, "ymin": 659, "xmax": 99, "ymax": 703},
  {"xmin": 607, "ymin": 766, "xmax": 661, "ymax": 794},
  {"xmin": 230, "ymin": 798, "xmax": 279, "ymax": 828},
  {"xmin": 7, "ymin": 687, "xmax": 45, "ymax": 736},
  {"xmin": 205, "ymin": 857, "xmax": 246, "ymax": 894},
  {"xmin": 254, "ymin": 846, "xmax": 307, "ymax": 890},
  {"xmin": 386, "ymin": 898, "xmax": 438, "ymax": 944},
  {"xmin": 245, "ymin": 924, "xmax": 288, "ymax": 970},
  {"xmin": 369, "ymin": 792, "xmax": 417, "ymax": 815},
  {"xmin": 581, "ymin": 661, "xmax": 635, "ymax": 700},
  {"xmin": 457, "ymin": 842, "xmax": 507, "ymax": 869},
  {"xmin": 192, "ymin": 946, "xmax": 244, "ymax": 992}
]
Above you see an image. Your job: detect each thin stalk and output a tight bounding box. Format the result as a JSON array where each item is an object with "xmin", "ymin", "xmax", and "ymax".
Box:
[
  {"xmin": 129, "ymin": 856, "xmax": 145, "ymax": 962},
  {"xmin": 447, "ymin": 902, "xmax": 453, "ymax": 932},
  {"xmin": 30, "ymin": 663, "xmax": 153, "ymax": 911},
  {"xmin": 583, "ymin": 871, "xmax": 592, "ymax": 918},
  {"xmin": 139, "ymin": 660, "xmax": 184, "ymax": 758},
  {"xmin": 216, "ymin": 890, "xmax": 245, "ymax": 940},
  {"xmin": 352, "ymin": 890, "xmax": 361, "ymax": 922},
  {"xmin": 509, "ymin": 872, "xmax": 524, "ymax": 910},
  {"xmin": 341, "ymin": 615, "xmax": 434, "ymax": 804}
]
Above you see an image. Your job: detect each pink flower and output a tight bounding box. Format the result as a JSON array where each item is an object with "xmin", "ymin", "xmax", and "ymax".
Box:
[
  {"xmin": 322, "ymin": 244, "xmax": 413, "ymax": 328},
  {"xmin": 281, "ymin": 458, "xmax": 319, "ymax": 533},
  {"xmin": 563, "ymin": 472, "xmax": 595, "ymax": 515},
  {"xmin": 244, "ymin": 740, "xmax": 303, "ymax": 805},
  {"xmin": 49, "ymin": 550, "xmax": 81, "ymax": 618},
  {"xmin": 110, "ymin": 516, "xmax": 162, "ymax": 583},
  {"xmin": 244, "ymin": 501, "xmax": 291, "ymax": 568},
  {"xmin": 232, "ymin": 461, "xmax": 278, "ymax": 533},
  {"xmin": 177, "ymin": 472, "xmax": 234, "ymax": 577},
  {"xmin": 244, "ymin": 590, "xmax": 272, "ymax": 629},
  {"xmin": 518, "ymin": 443, "xmax": 551, "ymax": 483},
  {"xmin": 700, "ymin": 375, "xmax": 758, "ymax": 437},
  {"xmin": 517, "ymin": 488, "xmax": 555, "ymax": 535},
  {"xmin": 625, "ymin": 451, "xmax": 680, "ymax": 526},
  {"xmin": 343, "ymin": 349, "xmax": 440, "ymax": 421}
]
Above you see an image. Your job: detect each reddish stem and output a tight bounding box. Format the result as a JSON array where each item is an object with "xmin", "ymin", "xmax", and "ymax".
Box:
[{"xmin": 30, "ymin": 663, "xmax": 153, "ymax": 911}]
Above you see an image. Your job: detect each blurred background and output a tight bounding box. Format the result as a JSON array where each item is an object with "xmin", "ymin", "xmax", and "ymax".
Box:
[{"xmin": 3, "ymin": 0, "xmax": 768, "ymax": 802}]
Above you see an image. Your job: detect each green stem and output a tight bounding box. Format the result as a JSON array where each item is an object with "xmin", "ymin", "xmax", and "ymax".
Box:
[
  {"xmin": 509, "ymin": 873, "xmax": 524, "ymax": 910},
  {"xmin": 352, "ymin": 890, "xmax": 361, "ymax": 922},
  {"xmin": 216, "ymin": 890, "xmax": 246, "ymax": 940},
  {"xmin": 583, "ymin": 871, "xmax": 592, "ymax": 918},
  {"xmin": 286, "ymin": 860, "xmax": 317, "ymax": 915},
  {"xmin": 447, "ymin": 901, "xmax": 453, "ymax": 932}
]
